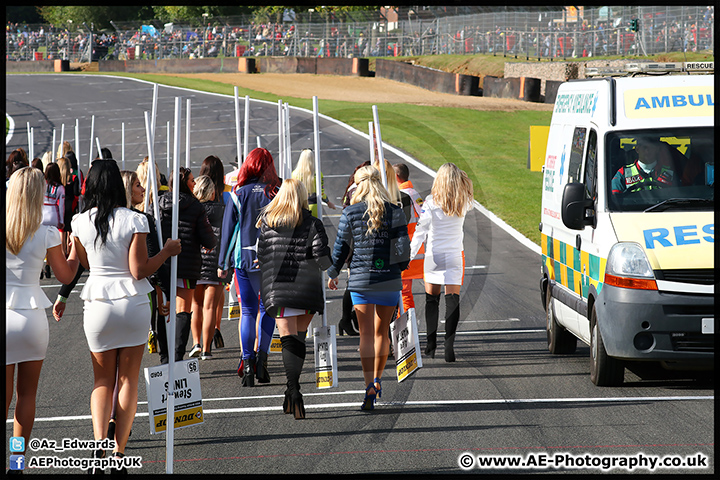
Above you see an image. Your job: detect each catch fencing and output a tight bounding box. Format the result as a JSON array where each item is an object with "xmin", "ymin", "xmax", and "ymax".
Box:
[{"xmin": 5, "ymin": 5, "xmax": 713, "ymax": 63}]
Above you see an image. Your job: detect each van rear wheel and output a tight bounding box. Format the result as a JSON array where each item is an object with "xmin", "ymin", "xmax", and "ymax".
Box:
[
  {"xmin": 546, "ymin": 283, "xmax": 577, "ymax": 354},
  {"xmin": 589, "ymin": 307, "xmax": 624, "ymax": 386}
]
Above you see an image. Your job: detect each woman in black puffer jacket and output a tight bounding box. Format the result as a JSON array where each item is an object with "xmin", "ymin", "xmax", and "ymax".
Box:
[
  {"xmin": 158, "ymin": 167, "xmax": 216, "ymax": 362},
  {"xmin": 256, "ymin": 179, "xmax": 332, "ymax": 419}
]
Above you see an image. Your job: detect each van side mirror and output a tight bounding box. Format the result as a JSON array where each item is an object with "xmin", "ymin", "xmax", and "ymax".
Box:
[{"xmin": 561, "ymin": 182, "xmax": 595, "ymax": 230}]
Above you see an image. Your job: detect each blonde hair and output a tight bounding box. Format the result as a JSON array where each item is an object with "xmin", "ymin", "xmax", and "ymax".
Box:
[
  {"xmin": 291, "ymin": 149, "xmax": 315, "ymax": 195},
  {"xmin": 56, "ymin": 141, "xmax": 73, "ymax": 160},
  {"xmin": 136, "ymin": 157, "xmax": 162, "ymax": 211},
  {"xmin": 373, "ymin": 158, "xmax": 402, "ymax": 206},
  {"xmin": 431, "ymin": 163, "xmax": 474, "ymax": 216},
  {"xmin": 41, "ymin": 151, "xmax": 53, "ymax": 171},
  {"xmin": 6, "ymin": 167, "xmax": 45, "ymax": 255},
  {"xmin": 193, "ymin": 175, "xmax": 215, "ymax": 202},
  {"xmin": 257, "ymin": 178, "xmax": 309, "ymax": 229},
  {"xmin": 57, "ymin": 156, "xmax": 72, "ymax": 186},
  {"xmin": 351, "ymin": 166, "xmax": 392, "ymax": 235},
  {"xmin": 120, "ymin": 170, "xmax": 138, "ymax": 208}
]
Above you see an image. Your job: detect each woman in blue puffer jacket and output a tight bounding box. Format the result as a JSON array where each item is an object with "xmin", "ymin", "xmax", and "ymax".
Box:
[{"xmin": 327, "ymin": 165, "xmax": 409, "ymax": 411}]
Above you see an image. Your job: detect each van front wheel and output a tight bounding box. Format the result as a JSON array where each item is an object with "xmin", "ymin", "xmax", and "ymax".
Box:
[
  {"xmin": 546, "ymin": 283, "xmax": 577, "ymax": 354},
  {"xmin": 590, "ymin": 307, "xmax": 624, "ymax": 386}
]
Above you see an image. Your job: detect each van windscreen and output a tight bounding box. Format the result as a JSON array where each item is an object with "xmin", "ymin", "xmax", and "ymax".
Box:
[{"xmin": 606, "ymin": 127, "xmax": 714, "ymax": 212}]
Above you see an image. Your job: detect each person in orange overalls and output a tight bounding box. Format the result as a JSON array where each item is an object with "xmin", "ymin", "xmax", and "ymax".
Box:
[{"xmin": 393, "ymin": 163, "xmax": 424, "ymax": 314}]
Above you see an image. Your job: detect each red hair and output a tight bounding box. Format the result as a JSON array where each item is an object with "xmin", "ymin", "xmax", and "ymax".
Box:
[{"xmin": 235, "ymin": 148, "xmax": 281, "ymax": 198}]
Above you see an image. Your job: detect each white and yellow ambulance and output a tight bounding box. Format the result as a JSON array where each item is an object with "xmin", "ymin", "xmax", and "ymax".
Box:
[{"xmin": 539, "ymin": 63, "xmax": 714, "ymax": 386}]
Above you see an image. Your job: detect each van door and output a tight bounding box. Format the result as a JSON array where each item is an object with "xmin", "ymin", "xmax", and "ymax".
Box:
[
  {"xmin": 576, "ymin": 128, "xmax": 599, "ymax": 344},
  {"xmin": 552, "ymin": 126, "xmax": 589, "ymax": 335}
]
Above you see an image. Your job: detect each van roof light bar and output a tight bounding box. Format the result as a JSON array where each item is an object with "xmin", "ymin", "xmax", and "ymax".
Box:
[{"xmin": 585, "ymin": 62, "xmax": 713, "ymax": 78}]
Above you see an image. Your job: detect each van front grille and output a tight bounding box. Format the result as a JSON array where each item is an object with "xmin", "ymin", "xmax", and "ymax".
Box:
[
  {"xmin": 655, "ymin": 269, "xmax": 715, "ymax": 285},
  {"xmin": 670, "ymin": 332, "xmax": 714, "ymax": 352}
]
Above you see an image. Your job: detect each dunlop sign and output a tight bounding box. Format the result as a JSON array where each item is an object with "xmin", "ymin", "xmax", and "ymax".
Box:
[
  {"xmin": 313, "ymin": 325, "xmax": 338, "ymax": 389},
  {"xmin": 144, "ymin": 359, "xmax": 204, "ymax": 434},
  {"xmin": 390, "ymin": 309, "xmax": 423, "ymax": 382}
]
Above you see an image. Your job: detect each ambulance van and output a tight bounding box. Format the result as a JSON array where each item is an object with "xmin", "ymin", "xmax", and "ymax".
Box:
[{"xmin": 539, "ymin": 64, "xmax": 714, "ymax": 386}]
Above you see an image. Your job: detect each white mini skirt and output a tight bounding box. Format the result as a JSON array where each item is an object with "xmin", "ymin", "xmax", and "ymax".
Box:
[
  {"xmin": 424, "ymin": 251, "xmax": 465, "ymax": 286},
  {"xmin": 6, "ymin": 308, "xmax": 50, "ymax": 365},
  {"xmin": 83, "ymin": 294, "xmax": 151, "ymax": 352}
]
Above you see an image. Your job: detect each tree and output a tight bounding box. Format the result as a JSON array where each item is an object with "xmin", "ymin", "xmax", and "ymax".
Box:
[
  {"xmin": 152, "ymin": 6, "xmax": 251, "ymax": 24},
  {"xmin": 37, "ymin": 6, "xmax": 152, "ymax": 29},
  {"xmin": 6, "ymin": 6, "xmax": 44, "ymax": 24}
]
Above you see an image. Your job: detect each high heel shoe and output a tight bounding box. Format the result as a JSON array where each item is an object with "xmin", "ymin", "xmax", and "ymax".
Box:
[
  {"xmin": 373, "ymin": 377, "xmax": 382, "ymax": 400},
  {"xmin": 337, "ymin": 317, "xmax": 359, "ymax": 336},
  {"xmin": 110, "ymin": 452, "xmax": 127, "ymax": 475},
  {"xmin": 256, "ymin": 350, "xmax": 270, "ymax": 383},
  {"xmin": 88, "ymin": 448, "xmax": 105, "ymax": 475},
  {"xmin": 425, "ymin": 333, "xmax": 437, "ymax": 358},
  {"xmin": 283, "ymin": 388, "xmax": 292, "ymax": 414},
  {"xmin": 360, "ymin": 382, "xmax": 377, "ymax": 411},
  {"xmin": 241, "ymin": 358, "xmax": 255, "ymax": 387},
  {"xmin": 445, "ymin": 343, "xmax": 456, "ymax": 363},
  {"xmin": 106, "ymin": 418, "xmax": 116, "ymax": 441},
  {"xmin": 213, "ymin": 328, "xmax": 225, "ymax": 349},
  {"xmin": 291, "ymin": 391, "xmax": 305, "ymax": 420}
]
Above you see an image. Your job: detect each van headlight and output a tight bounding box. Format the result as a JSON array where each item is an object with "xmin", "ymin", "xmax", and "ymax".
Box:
[{"xmin": 604, "ymin": 243, "xmax": 658, "ymax": 290}]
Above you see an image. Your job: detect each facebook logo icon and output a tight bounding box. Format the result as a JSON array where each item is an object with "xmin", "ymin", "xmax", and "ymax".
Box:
[{"xmin": 9, "ymin": 455, "xmax": 25, "ymax": 471}]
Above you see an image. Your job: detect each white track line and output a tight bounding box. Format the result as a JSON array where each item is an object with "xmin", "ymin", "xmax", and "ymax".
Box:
[{"xmin": 11, "ymin": 395, "xmax": 713, "ymax": 423}]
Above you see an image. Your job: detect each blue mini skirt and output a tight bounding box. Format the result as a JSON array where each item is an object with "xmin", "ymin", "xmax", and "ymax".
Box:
[{"xmin": 350, "ymin": 290, "xmax": 400, "ymax": 307}]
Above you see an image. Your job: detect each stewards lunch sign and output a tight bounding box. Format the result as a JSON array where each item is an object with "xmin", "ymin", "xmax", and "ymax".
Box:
[{"xmin": 144, "ymin": 359, "xmax": 204, "ymax": 434}]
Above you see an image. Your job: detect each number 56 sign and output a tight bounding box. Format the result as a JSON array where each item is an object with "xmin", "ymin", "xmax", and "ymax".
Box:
[{"xmin": 144, "ymin": 359, "xmax": 204, "ymax": 434}]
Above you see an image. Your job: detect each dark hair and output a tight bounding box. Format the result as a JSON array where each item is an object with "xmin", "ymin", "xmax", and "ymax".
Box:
[
  {"xmin": 392, "ymin": 163, "xmax": 410, "ymax": 182},
  {"xmin": 45, "ymin": 162, "xmax": 62, "ymax": 186},
  {"xmin": 31, "ymin": 158, "xmax": 44, "ymax": 171},
  {"xmin": 101, "ymin": 147, "xmax": 113, "ymax": 160},
  {"xmin": 83, "ymin": 159, "xmax": 127, "ymax": 247},
  {"xmin": 169, "ymin": 166, "xmax": 194, "ymax": 196},
  {"xmin": 65, "ymin": 151, "xmax": 78, "ymax": 170},
  {"xmin": 236, "ymin": 148, "xmax": 280, "ymax": 198},
  {"xmin": 6, "ymin": 148, "xmax": 28, "ymax": 166},
  {"xmin": 6, "ymin": 149, "xmax": 28, "ymax": 179},
  {"xmin": 199, "ymin": 155, "xmax": 225, "ymax": 201}
]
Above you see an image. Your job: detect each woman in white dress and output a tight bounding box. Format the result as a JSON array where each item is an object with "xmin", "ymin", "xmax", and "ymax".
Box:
[
  {"xmin": 6, "ymin": 167, "xmax": 79, "ymax": 461},
  {"xmin": 409, "ymin": 163, "xmax": 474, "ymax": 362},
  {"xmin": 71, "ymin": 160, "xmax": 181, "ymax": 467}
]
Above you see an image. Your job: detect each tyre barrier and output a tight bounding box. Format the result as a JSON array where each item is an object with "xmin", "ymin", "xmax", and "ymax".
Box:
[
  {"xmin": 482, "ymin": 75, "xmax": 542, "ymax": 102},
  {"xmin": 255, "ymin": 57, "xmax": 369, "ymax": 76},
  {"xmin": 375, "ymin": 58, "xmax": 480, "ymax": 96},
  {"xmin": 92, "ymin": 57, "xmax": 370, "ymax": 77},
  {"xmin": 543, "ymin": 80, "xmax": 563, "ymax": 104},
  {"xmin": 99, "ymin": 58, "xmax": 232, "ymax": 73}
]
